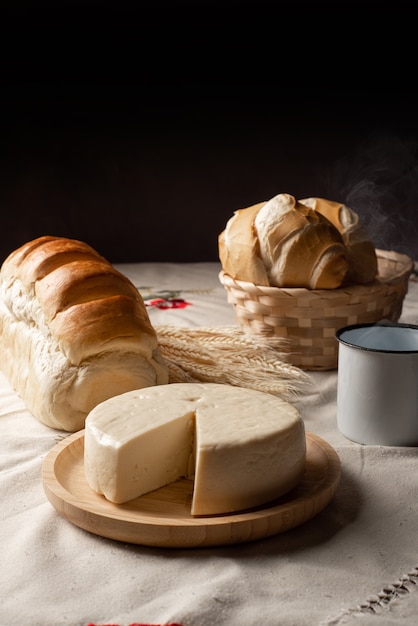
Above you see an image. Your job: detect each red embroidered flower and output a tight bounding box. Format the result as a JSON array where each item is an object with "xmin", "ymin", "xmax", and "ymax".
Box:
[{"xmin": 146, "ymin": 297, "xmax": 191, "ymax": 310}]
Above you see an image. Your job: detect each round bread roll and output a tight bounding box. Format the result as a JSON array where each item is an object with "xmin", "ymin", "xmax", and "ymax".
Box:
[
  {"xmin": 299, "ymin": 197, "xmax": 378, "ymax": 284},
  {"xmin": 218, "ymin": 201, "xmax": 270, "ymax": 286},
  {"xmin": 219, "ymin": 193, "xmax": 349, "ymax": 289}
]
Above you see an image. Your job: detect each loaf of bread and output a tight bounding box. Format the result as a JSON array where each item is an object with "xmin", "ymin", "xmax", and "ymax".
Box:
[
  {"xmin": 219, "ymin": 193, "xmax": 350, "ymax": 289},
  {"xmin": 0, "ymin": 236, "xmax": 168, "ymax": 431},
  {"xmin": 299, "ymin": 197, "xmax": 378, "ymax": 284}
]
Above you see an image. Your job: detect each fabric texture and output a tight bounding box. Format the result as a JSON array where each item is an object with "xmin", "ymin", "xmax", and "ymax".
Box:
[{"xmin": 1, "ymin": 262, "xmax": 418, "ymax": 626}]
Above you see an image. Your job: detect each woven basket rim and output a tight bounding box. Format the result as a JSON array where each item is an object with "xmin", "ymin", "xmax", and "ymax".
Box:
[{"xmin": 219, "ymin": 248, "xmax": 414, "ymax": 294}]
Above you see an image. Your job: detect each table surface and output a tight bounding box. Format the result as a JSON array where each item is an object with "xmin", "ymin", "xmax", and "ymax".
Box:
[{"xmin": 2, "ymin": 261, "xmax": 418, "ymax": 626}]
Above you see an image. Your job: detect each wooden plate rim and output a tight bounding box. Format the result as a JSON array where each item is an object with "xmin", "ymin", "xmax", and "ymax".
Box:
[{"xmin": 42, "ymin": 430, "xmax": 341, "ymax": 548}]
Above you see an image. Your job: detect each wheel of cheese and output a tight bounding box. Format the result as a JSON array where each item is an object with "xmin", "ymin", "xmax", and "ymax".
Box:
[{"xmin": 84, "ymin": 382, "xmax": 306, "ymax": 517}]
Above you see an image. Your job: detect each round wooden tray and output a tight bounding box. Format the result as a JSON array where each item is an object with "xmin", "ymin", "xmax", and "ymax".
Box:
[{"xmin": 42, "ymin": 430, "xmax": 341, "ymax": 548}]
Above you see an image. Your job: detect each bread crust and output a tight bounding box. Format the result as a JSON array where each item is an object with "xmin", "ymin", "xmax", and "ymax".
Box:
[
  {"xmin": 35, "ymin": 259, "xmax": 141, "ymax": 321},
  {"xmin": 219, "ymin": 194, "xmax": 351, "ymax": 289},
  {"xmin": 299, "ymin": 197, "xmax": 378, "ymax": 284},
  {"xmin": 218, "ymin": 201, "xmax": 269, "ymax": 285},
  {"xmin": 0, "ymin": 236, "xmax": 168, "ymax": 430}
]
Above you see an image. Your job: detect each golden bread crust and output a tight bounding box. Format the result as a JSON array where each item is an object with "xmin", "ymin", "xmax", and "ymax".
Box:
[
  {"xmin": 219, "ymin": 194, "xmax": 351, "ymax": 289},
  {"xmin": 299, "ymin": 197, "xmax": 378, "ymax": 284},
  {"xmin": 0, "ymin": 236, "xmax": 168, "ymax": 430},
  {"xmin": 218, "ymin": 201, "xmax": 269, "ymax": 286}
]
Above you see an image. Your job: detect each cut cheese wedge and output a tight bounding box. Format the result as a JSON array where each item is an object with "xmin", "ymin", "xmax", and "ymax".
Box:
[{"xmin": 84, "ymin": 382, "xmax": 306, "ymax": 516}]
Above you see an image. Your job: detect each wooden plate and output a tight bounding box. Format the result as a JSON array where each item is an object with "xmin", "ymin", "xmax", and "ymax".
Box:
[{"xmin": 42, "ymin": 430, "xmax": 341, "ymax": 548}]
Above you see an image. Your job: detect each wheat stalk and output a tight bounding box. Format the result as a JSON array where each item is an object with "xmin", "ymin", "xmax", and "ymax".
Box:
[{"xmin": 155, "ymin": 325, "xmax": 312, "ymax": 399}]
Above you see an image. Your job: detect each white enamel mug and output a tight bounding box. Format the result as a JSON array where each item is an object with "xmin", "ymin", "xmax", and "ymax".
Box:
[{"xmin": 336, "ymin": 322, "xmax": 418, "ymax": 446}]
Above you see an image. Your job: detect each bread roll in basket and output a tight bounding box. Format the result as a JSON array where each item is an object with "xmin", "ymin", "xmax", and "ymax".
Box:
[
  {"xmin": 219, "ymin": 194, "xmax": 414, "ymax": 370},
  {"xmin": 0, "ymin": 236, "xmax": 168, "ymax": 431}
]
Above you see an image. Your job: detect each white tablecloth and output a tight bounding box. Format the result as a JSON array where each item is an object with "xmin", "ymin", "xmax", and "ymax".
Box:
[{"xmin": 2, "ymin": 262, "xmax": 418, "ymax": 626}]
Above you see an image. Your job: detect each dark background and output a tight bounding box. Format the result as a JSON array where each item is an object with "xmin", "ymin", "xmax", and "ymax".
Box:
[{"xmin": 1, "ymin": 1, "xmax": 418, "ymax": 265}]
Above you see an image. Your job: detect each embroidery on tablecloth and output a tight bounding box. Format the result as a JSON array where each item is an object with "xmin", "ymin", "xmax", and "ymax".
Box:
[
  {"xmin": 145, "ymin": 295, "xmax": 192, "ymax": 310},
  {"xmin": 86, "ymin": 622, "xmax": 184, "ymax": 626},
  {"xmin": 321, "ymin": 566, "xmax": 418, "ymax": 624},
  {"xmin": 140, "ymin": 289, "xmax": 191, "ymax": 309},
  {"xmin": 136, "ymin": 286, "xmax": 215, "ymax": 310}
]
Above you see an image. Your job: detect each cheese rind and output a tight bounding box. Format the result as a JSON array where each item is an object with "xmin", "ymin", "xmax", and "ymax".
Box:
[{"xmin": 84, "ymin": 383, "xmax": 306, "ymax": 516}]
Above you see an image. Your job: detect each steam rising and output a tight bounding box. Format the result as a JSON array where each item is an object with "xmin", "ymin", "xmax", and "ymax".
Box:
[{"xmin": 328, "ymin": 132, "xmax": 418, "ymax": 260}]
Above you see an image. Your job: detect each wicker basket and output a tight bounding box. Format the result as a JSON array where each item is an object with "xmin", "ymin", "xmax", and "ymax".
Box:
[{"xmin": 219, "ymin": 249, "xmax": 415, "ymax": 371}]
